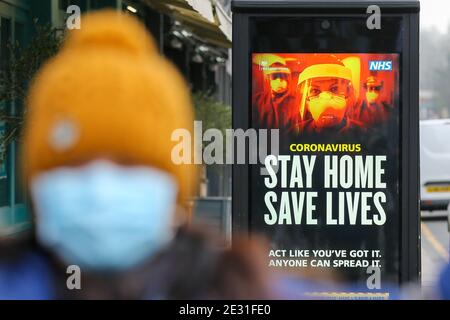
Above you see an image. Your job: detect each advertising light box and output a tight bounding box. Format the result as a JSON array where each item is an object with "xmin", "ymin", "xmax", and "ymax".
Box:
[{"xmin": 232, "ymin": 0, "xmax": 420, "ymax": 295}]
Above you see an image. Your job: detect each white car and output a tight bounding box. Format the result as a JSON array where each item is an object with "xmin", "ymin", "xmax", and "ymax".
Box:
[{"xmin": 420, "ymin": 119, "xmax": 450, "ymax": 212}]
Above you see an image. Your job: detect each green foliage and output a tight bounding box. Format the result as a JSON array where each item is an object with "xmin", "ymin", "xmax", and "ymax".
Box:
[{"xmin": 0, "ymin": 21, "xmax": 62, "ymax": 164}]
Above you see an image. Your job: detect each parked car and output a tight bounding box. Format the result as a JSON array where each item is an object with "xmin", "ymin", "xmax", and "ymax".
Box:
[{"xmin": 420, "ymin": 119, "xmax": 450, "ymax": 214}]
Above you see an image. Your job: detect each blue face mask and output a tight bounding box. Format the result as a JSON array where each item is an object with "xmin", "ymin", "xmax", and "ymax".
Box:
[{"xmin": 31, "ymin": 160, "xmax": 178, "ymax": 272}]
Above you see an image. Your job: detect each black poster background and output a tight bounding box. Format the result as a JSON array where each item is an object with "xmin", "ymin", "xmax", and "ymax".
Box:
[{"xmin": 248, "ymin": 17, "xmax": 403, "ymax": 285}]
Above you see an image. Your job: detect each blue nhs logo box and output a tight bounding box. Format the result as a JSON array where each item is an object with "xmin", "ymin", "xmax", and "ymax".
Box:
[{"xmin": 369, "ymin": 60, "xmax": 393, "ymax": 71}]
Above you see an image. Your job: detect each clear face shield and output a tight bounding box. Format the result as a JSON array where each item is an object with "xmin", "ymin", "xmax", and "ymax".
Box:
[{"xmin": 299, "ymin": 77, "xmax": 352, "ymax": 128}]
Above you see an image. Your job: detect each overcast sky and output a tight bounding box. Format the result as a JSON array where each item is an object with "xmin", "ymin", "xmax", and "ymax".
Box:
[{"xmin": 421, "ymin": 0, "xmax": 450, "ymax": 33}]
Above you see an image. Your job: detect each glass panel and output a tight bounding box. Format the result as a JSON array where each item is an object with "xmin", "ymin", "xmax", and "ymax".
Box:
[{"xmin": 0, "ymin": 17, "xmax": 11, "ymax": 71}]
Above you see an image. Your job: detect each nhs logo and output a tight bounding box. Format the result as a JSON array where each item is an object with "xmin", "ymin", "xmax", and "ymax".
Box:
[{"xmin": 369, "ymin": 60, "xmax": 393, "ymax": 71}]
